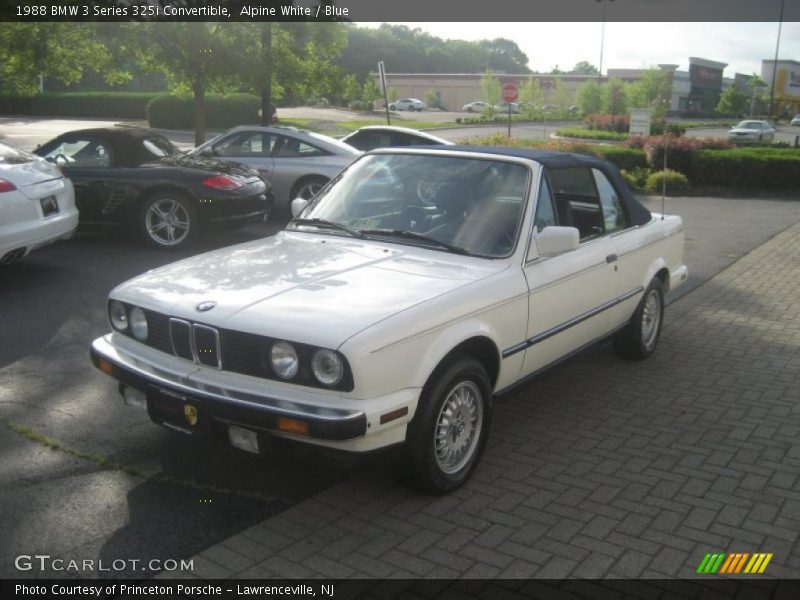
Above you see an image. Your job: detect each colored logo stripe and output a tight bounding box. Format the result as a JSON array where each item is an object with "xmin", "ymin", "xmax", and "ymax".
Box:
[
  {"xmin": 744, "ymin": 553, "xmax": 773, "ymax": 574},
  {"xmin": 697, "ymin": 553, "xmax": 773, "ymax": 574}
]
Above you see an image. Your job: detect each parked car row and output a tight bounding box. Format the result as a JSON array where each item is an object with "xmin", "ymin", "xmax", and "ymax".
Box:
[{"xmin": 1, "ymin": 124, "xmax": 454, "ymax": 258}]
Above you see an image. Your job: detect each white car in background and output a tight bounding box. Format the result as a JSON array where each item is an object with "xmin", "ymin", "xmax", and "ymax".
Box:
[
  {"xmin": 462, "ymin": 101, "xmax": 491, "ymax": 113},
  {"xmin": 790, "ymin": 114, "xmax": 800, "ymax": 127},
  {"xmin": 388, "ymin": 98, "xmax": 427, "ymax": 112},
  {"xmin": 341, "ymin": 126, "xmax": 452, "ymax": 151},
  {"xmin": 727, "ymin": 120, "xmax": 775, "ymax": 143},
  {"xmin": 0, "ymin": 141, "xmax": 78, "ymax": 265}
]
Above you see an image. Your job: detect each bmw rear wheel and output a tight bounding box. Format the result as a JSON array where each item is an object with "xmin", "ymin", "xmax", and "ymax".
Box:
[{"xmin": 613, "ymin": 278, "xmax": 665, "ymax": 359}]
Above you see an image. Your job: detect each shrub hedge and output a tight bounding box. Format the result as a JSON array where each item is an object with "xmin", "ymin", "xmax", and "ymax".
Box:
[
  {"xmin": 645, "ymin": 169, "xmax": 690, "ymax": 193},
  {"xmin": 555, "ymin": 128, "xmax": 627, "ymax": 141},
  {"xmin": 461, "ymin": 132, "xmax": 800, "ymax": 191},
  {"xmin": 0, "ymin": 92, "xmax": 161, "ymax": 119},
  {"xmin": 689, "ymin": 148, "xmax": 800, "ymax": 189},
  {"xmin": 146, "ymin": 94, "xmax": 259, "ymax": 129}
]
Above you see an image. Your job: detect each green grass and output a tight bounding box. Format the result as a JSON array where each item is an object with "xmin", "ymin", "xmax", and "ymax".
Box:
[
  {"xmin": 555, "ymin": 128, "xmax": 628, "ymax": 141},
  {"xmin": 277, "ymin": 117, "xmax": 455, "ymax": 137}
]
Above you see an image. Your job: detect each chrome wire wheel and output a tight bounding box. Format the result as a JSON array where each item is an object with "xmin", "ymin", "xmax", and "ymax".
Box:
[
  {"xmin": 641, "ymin": 288, "xmax": 662, "ymax": 351},
  {"xmin": 145, "ymin": 198, "xmax": 191, "ymax": 247},
  {"xmin": 434, "ymin": 381, "xmax": 484, "ymax": 475}
]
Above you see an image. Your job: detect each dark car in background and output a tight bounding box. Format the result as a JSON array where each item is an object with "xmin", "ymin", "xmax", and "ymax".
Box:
[{"xmin": 35, "ymin": 127, "xmax": 271, "ymax": 249}]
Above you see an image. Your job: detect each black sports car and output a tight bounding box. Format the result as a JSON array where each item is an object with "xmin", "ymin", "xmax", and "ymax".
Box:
[{"xmin": 35, "ymin": 127, "xmax": 272, "ymax": 249}]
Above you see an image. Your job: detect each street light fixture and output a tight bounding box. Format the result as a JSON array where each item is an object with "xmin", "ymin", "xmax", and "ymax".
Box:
[
  {"xmin": 768, "ymin": 0, "xmax": 786, "ymax": 117},
  {"xmin": 597, "ymin": 0, "xmax": 615, "ymax": 79}
]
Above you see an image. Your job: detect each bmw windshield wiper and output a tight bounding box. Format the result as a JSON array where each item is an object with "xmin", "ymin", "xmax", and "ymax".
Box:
[
  {"xmin": 358, "ymin": 229, "xmax": 469, "ymax": 255},
  {"xmin": 291, "ymin": 218, "xmax": 365, "ymax": 238}
]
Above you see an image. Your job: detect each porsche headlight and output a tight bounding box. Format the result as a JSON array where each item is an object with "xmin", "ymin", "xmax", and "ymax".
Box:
[
  {"xmin": 271, "ymin": 341, "xmax": 299, "ymax": 379},
  {"xmin": 311, "ymin": 349, "xmax": 344, "ymax": 386},
  {"xmin": 129, "ymin": 307, "xmax": 148, "ymax": 341},
  {"xmin": 109, "ymin": 301, "xmax": 128, "ymax": 332}
]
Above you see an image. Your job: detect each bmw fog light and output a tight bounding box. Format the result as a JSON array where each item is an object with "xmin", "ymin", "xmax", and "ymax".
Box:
[
  {"xmin": 109, "ymin": 300, "xmax": 128, "ymax": 332},
  {"xmin": 129, "ymin": 307, "xmax": 148, "ymax": 341},
  {"xmin": 271, "ymin": 341, "xmax": 299, "ymax": 379},
  {"xmin": 311, "ymin": 349, "xmax": 343, "ymax": 386}
]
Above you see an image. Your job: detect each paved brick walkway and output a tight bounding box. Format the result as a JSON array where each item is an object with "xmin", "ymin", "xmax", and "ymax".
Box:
[{"xmin": 172, "ymin": 222, "xmax": 800, "ymax": 580}]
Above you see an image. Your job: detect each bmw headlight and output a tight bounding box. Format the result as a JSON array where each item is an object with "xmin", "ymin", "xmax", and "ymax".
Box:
[
  {"xmin": 271, "ymin": 341, "xmax": 299, "ymax": 379},
  {"xmin": 109, "ymin": 301, "xmax": 128, "ymax": 332},
  {"xmin": 311, "ymin": 349, "xmax": 344, "ymax": 386},
  {"xmin": 129, "ymin": 307, "xmax": 148, "ymax": 341}
]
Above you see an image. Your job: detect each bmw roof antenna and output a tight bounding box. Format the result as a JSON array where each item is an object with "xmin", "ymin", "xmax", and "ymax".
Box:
[{"xmin": 661, "ymin": 135, "xmax": 667, "ymax": 220}]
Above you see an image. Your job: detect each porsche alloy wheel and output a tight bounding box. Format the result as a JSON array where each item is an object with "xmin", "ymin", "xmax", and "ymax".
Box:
[
  {"xmin": 141, "ymin": 194, "xmax": 196, "ymax": 249},
  {"xmin": 292, "ymin": 177, "xmax": 327, "ymax": 201}
]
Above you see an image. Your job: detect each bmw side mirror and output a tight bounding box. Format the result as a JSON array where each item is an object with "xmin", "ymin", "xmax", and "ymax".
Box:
[
  {"xmin": 534, "ymin": 226, "xmax": 579, "ymax": 257},
  {"xmin": 291, "ymin": 197, "xmax": 309, "ymax": 218}
]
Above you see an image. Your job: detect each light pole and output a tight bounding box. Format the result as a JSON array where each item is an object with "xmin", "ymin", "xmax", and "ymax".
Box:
[
  {"xmin": 768, "ymin": 0, "xmax": 786, "ymax": 118},
  {"xmin": 597, "ymin": 0, "xmax": 615, "ymax": 78}
]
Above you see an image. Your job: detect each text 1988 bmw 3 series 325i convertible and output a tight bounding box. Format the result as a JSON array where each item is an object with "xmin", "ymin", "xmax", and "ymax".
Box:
[{"xmin": 90, "ymin": 146, "xmax": 687, "ymax": 493}]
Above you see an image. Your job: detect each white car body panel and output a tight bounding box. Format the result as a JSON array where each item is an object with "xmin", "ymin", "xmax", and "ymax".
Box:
[
  {"xmin": 91, "ymin": 149, "xmax": 687, "ymax": 454},
  {"xmin": 0, "ymin": 144, "xmax": 78, "ymax": 261}
]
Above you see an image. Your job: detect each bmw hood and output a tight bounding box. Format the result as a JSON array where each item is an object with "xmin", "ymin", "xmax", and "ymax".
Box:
[{"xmin": 111, "ymin": 231, "xmax": 506, "ymax": 350}]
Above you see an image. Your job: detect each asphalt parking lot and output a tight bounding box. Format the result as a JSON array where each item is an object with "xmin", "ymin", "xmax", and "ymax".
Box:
[{"xmin": 1, "ymin": 190, "xmax": 799, "ymax": 579}]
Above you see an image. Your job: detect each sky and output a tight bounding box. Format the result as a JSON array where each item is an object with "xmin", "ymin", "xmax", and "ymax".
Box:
[{"xmin": 361, "ymin": 22, "xmax": 800, "ymax": 78}]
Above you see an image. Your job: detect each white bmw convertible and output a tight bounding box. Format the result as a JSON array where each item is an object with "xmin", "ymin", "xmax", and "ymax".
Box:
[{"xmin": 91, "ymin": 146, "xmax": 687, "ymax": 493}]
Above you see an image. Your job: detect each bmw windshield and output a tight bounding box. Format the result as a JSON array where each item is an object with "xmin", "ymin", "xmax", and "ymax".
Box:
[{"xmin": 288, "ymin": 153, "xmax": 530, "ymax": 258}]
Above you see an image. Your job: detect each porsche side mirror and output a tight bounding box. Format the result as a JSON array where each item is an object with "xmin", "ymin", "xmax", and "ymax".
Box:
[{"xmin": 291, "ymin": 197, "xmax": 309, "ymax": 218}]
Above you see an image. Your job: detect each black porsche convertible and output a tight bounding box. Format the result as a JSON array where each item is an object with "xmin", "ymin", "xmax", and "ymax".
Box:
[{"xmin": 35, "ymin": 127, "xmax": 272, "ymax": 249}]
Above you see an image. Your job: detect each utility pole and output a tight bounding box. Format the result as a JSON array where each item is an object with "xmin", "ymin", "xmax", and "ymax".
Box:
[
  {"xmin": 768, "ymin": 0, "xmax": 785, "ymax": 118},
  {"xmin": 597, "ymin": 0, "xmax": 614, "ymax": 80},
  {"xmin": 260, "ymin": 23, "xmax": 273, "ymax": 126}
]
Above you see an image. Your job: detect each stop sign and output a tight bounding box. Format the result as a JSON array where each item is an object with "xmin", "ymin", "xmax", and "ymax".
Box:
[{"xmin": 501, "ymin": 83, "xmax": 519, "ymax": 103}]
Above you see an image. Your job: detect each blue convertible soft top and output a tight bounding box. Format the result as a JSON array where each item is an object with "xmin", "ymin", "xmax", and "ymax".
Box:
[{"xmin": 419, "ymin": 144, "xmax": 653, "ymax": 227}]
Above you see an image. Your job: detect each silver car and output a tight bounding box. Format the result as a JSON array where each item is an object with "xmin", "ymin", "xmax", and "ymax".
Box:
[
  {"xmin": 190, "ymin": 126, "xmax": 360, "ymax": 209},
  {"xmin": 727, "ymin": 120, "xmax": 775, "ymax": 143}
]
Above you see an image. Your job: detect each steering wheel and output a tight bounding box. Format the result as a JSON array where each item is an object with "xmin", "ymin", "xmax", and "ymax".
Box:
[
  {"xmin": 416, "ymin": 179, "xmax": 445, "ymax": 206},
  {"xmin": 54, "ymin": 154, "xmax": 70, "ymax": 168}
]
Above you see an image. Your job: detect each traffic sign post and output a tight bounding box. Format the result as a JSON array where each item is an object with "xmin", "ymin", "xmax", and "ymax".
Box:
[
  {"xmin": 501, "ymin": 83, "xmax": 518, "ymax": 138},
  {"xmin": 378, "ymin": 61, "xmax": 390, "ymax": 125}
]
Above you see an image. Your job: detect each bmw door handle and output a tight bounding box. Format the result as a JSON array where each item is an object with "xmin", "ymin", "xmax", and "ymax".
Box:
[{"xmin": 606, "ymin": 253, "xmax": 618, "ymax": 264}]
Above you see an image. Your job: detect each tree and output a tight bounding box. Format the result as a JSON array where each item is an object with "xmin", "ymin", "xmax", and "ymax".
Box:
[
  {"xmin": 134, "ymin": 23, "xmax": 240, "ymax": 145},
  {"xmin": 519, "ymin": 78, "xmax": 543, "ymax": 119},
  {"xmin": 342, "ymin": 74, "xmax": 360, "ymax": 105},
  {"xmin": 626, "ymin": 68, "xmax": 671, "ymax": 119},
  {"xmin": 716, "ymin": 86, "xmax": 748, "ymax": 117},
  {"xmin": 480, "ymin": 69, "xmax": 501, "ymax": 116},
  {"xmin": 0, "ymin": 23, "xmax": 129, "ymax": 94},
  {"xmin": 576, "ymin": 80, "xmax": 603, "ymax": 116},
  {"xmin": 553, "ymin": 78, "xmax": 570, "ymax": 114},
  {"xmin": 361, "ymin": 76, "xmax": 380, "ymax": 106},
  {"xmin": 602, "ymin": 77, "xmax": 628, "ymax": 115},
  {"xmin": 336, "ymin": 24, "xmax": 530, "ymax": 82},
  {"xmin": 570, "ymin": 61, "xmax": 599, "ymax": 76},
  {"xmin": 746, "ymin": 74, "xmax": 768, "ymax": 117}
]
